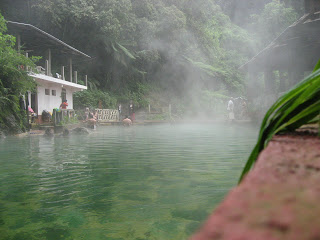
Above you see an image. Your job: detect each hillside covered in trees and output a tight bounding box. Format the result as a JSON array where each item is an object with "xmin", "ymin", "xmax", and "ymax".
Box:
[{"xmin": 0, "ymin": 0, "xmax": 302, "ymax": 133}]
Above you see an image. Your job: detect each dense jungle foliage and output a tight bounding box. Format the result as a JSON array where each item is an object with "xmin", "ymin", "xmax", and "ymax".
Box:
[
  {"xmin": 0, "ymin": 0, "xmax": 303, "ymax": 133},
  {"xmin": 0, "ymin": 13, "xmax": 37, "ymax": 135}
]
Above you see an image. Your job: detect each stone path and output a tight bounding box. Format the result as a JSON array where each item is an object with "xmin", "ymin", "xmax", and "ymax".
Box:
[{"xmin": 190, "ymin": 131, "xmax": 320, "ymax": 240}]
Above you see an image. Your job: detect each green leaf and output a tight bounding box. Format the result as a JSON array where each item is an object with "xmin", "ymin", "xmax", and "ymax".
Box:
[
  {"xmin": 239, "ymin": 62, "xmax": 320, "ymax": 182},
  {"xmin": 313, "ymin": 59, "xmax": 320, "ymax": 72},
  {"xmin": 116, "ymin": 42, "xmax": 136, "ymax": 60}
]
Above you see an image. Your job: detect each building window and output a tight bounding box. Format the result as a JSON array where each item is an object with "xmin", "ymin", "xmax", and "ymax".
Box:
[
  {"xmin": 52, "ymin": 90, "xmax": 56, "ymax": 96},
  {"xmin": 45, "ymin": 89, "xmax": 50, "ymax": 95}
]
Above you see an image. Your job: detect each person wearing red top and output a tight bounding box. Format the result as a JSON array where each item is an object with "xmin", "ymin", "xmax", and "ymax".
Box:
[{"xmin": 60, "ymin": 100, "xmax": 68, "ymax": 109}]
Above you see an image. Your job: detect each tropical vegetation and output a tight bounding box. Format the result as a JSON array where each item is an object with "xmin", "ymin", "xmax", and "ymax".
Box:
[
  {"xmin": 0, "ymin": 0, "xmax": 305, "ymax": 133},
  {"xmin": 0, "ymin": 13, "xmax": 37, "ymax": 134},
  {"xmin": 239, "ymin": 60, "xmax": 320, "ymax": 182}
]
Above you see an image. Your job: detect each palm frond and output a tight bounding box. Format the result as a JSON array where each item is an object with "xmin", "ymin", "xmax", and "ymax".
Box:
[
  {"xmin": 184, "ymin": 56, "xmax": 227, "ymax": 76},
  {"xmin": 111, "ymin": 42, "xmax": 118, "ymax": 52},
  {"xmin": 132, "ymin": 67, "xmax": 147, "ymax": 76},
  {"xmin": 116, "ymin": 42, "xmax": 136, "ymax": 60},
  {"xmin": 0, "ymin": 96, "xmax": 13, "ymax": 105}
]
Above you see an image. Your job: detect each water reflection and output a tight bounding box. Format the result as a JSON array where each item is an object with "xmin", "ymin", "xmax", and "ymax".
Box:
[{"xmin": 0, "ymin": 124, "xmax": 257, "ymax": 240}]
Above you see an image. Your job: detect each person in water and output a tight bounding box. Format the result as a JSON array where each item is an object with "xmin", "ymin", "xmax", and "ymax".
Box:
[{"xmin": 122, "ymin": 116, "xmax": 132, "ymax": 126}]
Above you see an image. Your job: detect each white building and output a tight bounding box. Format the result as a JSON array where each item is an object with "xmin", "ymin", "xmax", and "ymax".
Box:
[
  {"xmin": 29, "ymin": 73, "xmax": 87, "ymax": 116},
  {"xmin": 8, "ymin": 21, "xmax": 91, "ymax": 123}
]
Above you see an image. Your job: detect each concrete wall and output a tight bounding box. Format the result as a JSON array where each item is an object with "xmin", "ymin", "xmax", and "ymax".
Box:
[{"xmin": 36, "ymin": 81, "xmax": 75, "ymax": 115}]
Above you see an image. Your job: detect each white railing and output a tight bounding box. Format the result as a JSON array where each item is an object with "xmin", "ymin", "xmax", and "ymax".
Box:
[{"xmin": 96, "ymin": 109, "xmax": 119, "ymax": 122}]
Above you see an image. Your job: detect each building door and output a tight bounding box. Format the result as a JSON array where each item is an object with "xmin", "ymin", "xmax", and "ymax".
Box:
[
  {"xmin": 31, "ymin": 92, "xmax": 38, "ymax": 114},
  {"xmin": 61, "ymin": 88, "xmax": 66, "ymax": 102}
]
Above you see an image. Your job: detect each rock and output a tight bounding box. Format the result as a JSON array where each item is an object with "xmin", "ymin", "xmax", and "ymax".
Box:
[
  {"xmin": 62, "ymin": 128, "xmax": 70, "ymax": 136},
  {"xmin": 4, "ymin": 114, "xmax": 24, "ymax": 134},
  {"xmin": 44, "ymin": 128, "xmax": 53, "ymax": 137},
  {"xmin": 71, "ymin": 127, "xmax": 90, "ymax": 135}
]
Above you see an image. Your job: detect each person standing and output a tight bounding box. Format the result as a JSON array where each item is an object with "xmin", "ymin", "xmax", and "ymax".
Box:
[
  {"xmin": 240, "ymin": 99, "xmax": 247, "ymax": 120},
  {"xmin": 60, "ymin": 99, "xmax": 68, "ymax": 109},
  {"xmin": 84, "ymin": 107, "xmax": 90, "ymax": 121},
  {"xmin": 227, "ymin": 97, "xmax": 235, "ymax": 121},
  {"xmin": 118, "ymin": 104, "xmax": 122, "ymax": 114},
  {"xmin": 129, "ymin": 100, "xmax": 135, "ymax": 122},
  {"xmin": 118, "ymin": 104, "xmax": 122, "ymax": 120},
  {"xmin": 88, "ymin": 110, "xmax": 97, "ymax": 129}
]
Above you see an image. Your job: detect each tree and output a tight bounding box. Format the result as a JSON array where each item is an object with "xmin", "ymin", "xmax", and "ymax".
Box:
[
  {"xmin": 0, "ymin": 12, "xmax": 36, "ymax": 134},
  {"xmin": 1, "ymin": 0, "xmax": 256, "ymax": 113},
  {"xmin": 249, "ymin": 0, "xmax": 298, "ymax": 48}
]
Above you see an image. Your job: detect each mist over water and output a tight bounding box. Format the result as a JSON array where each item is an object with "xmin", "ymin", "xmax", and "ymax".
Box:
[
  {"xmin": 0, "ymin": 124, "xmax": 257, "ymax": 239},
  {"xmin": 0, "ymin": 1, "xmax": 309, "ymax": 239},
  {"xmin": 0, "ymin": 0, "xmax": 304, "ymax": 121}
]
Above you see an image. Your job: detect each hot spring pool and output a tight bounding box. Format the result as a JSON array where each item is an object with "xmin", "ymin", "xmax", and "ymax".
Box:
[{"xmin": 0, "ymin": 123, "xmax": 258, "ymax": 240}]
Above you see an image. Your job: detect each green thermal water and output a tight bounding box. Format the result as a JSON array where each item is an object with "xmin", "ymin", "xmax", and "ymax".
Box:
[{"xmin": 0, "ymin": 124, "xmax": 257, "ymax": 240}]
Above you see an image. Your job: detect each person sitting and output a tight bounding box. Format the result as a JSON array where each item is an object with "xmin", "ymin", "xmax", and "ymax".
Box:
[
  {"xmin": 60, "ymin": 100, "xmax": 68, "ymax": 109},
  {"xmin": 28, "ymin": 106, "xmax": 37, "ymax": 123},
  {"xmin": 122, "ymin": 116, "xmax": 132, "ymax": 126},
  {"xmin": 42, "ymin": 110, "xmax": 52, "ymax": 122}
]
